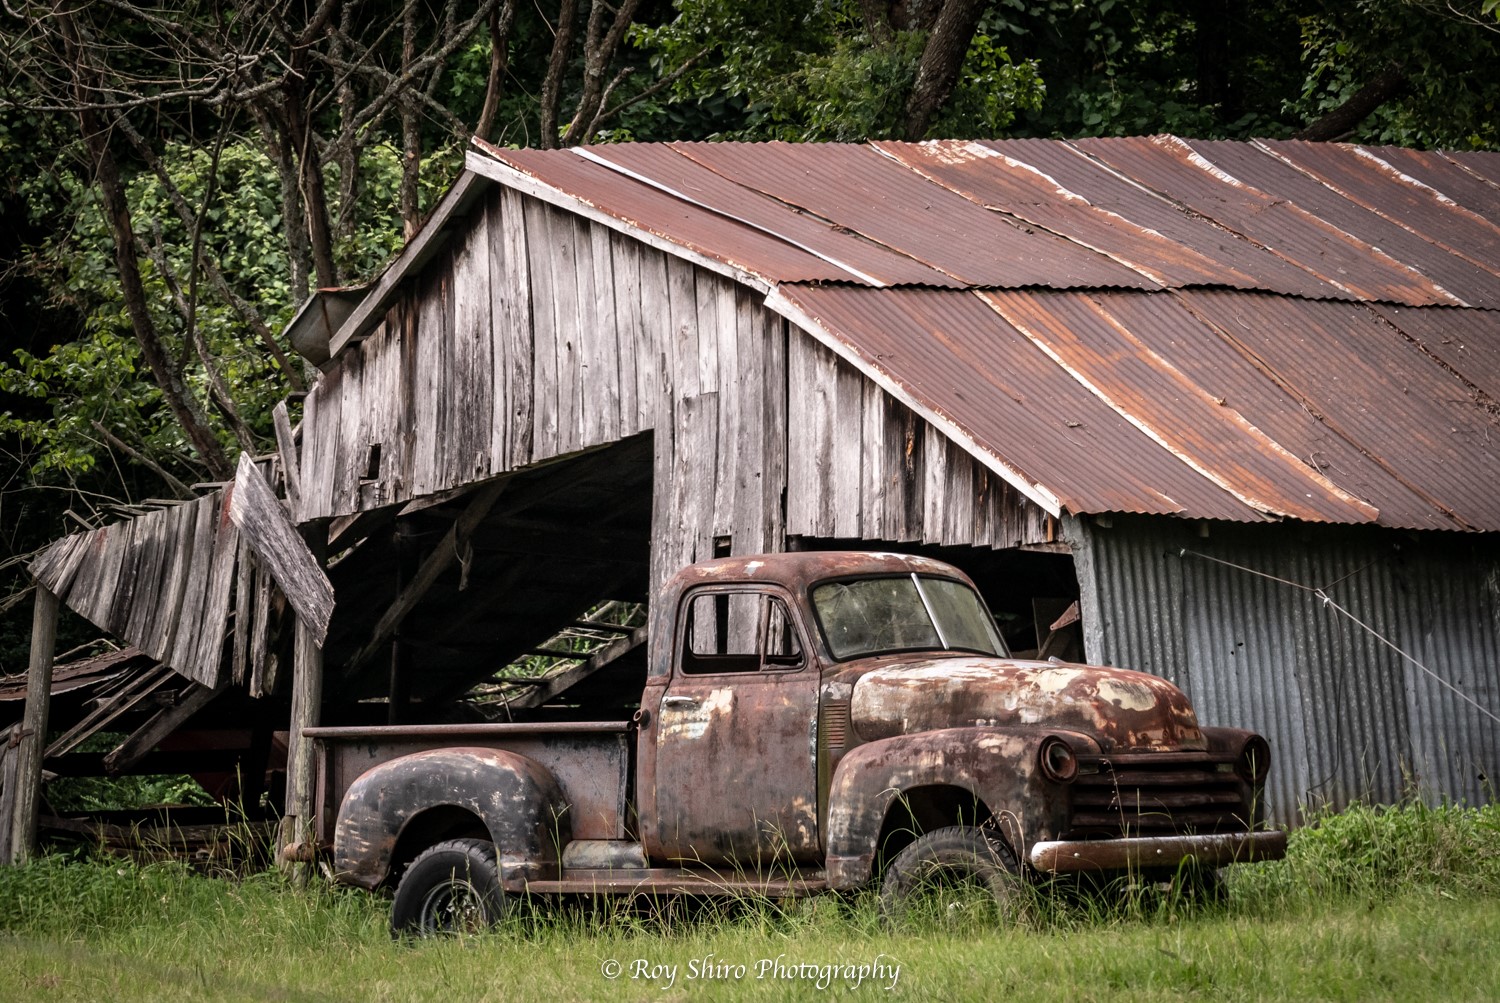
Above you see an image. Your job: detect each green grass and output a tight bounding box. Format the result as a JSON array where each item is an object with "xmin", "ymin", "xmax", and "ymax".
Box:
[{"xmin": 2, "ymin": 802, "xmax": 1498, "ymax": 1002}]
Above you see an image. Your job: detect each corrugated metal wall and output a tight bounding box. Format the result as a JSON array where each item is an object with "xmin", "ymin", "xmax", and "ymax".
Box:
[{"xmin": 1072, "ymin": 515, "xmax": 1500, "ymax": 823}]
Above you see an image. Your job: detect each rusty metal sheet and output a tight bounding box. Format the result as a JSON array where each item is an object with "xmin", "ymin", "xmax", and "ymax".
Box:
[
  {"xmin": 1369, "ymin": 303, "xmax": 1500, "ymax": 401},
  {"xmin": 776, "ymin": 284, "xmax": 1261, "ymax": 522},
  {"xmin": 1192, "ymin": 140, "xmax": 1500, "ymax": 309},
  {"xmin": 979, "ymin": 289, "xmax": 1381, "ymax": 525},
  {"xmin": 489, "ymin": 145, "xmax": 857, "ymax": 285},
  {"xmin": 1092, "ymin": 291, "xmax": 1459, "ymax": 531},
  {"xmin": 580, "ymin": 144, "xmax": 960, "ymax": 287},
  {"xmin": 1178, "ymin": 290, "xmax": 1500, "ymax": 531},
  {"xmin": 1258, "ymin": 140, "xmax": 1500, "ymax": 282},
  {"xmin": 982, "ymin": 138, "xmax": 1347, "ymax": 300},
  {"xmin": 1074, "ymin": 136, "xmax": 1457, "ymax": 307},
  {"xmin": 1360, "ymin": 144, "xmax": 1500, "ymax": 228},
  {"xmin": 1443, "ymin": 150, "xmax": 1500, "ymax": 188},
  {"xmin": 673, "ymin": 141, "xmax": 1152, "ymax": 289},
  {"xmin": 873, "ymin": 140, "xmax": 1235, "ymax": 289}
]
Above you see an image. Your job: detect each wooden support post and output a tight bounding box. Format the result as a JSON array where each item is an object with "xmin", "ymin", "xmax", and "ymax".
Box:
[
  {"xmin": 4, "ymin": 585, "xmax": 59, "ymax": 864},
  {"xmin": 279, "ymin": 530, "xmax": 326, "ymax": 878}
]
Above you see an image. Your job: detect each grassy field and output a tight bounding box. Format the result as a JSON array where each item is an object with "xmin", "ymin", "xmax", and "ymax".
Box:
[{"xmin": 2, "ymin": 802, "xmax": 1498, "ymax": 1002}]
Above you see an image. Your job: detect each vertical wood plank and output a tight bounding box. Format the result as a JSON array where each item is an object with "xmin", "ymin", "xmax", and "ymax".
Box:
[
  {"xmin": 412, "ymin": 258, "xmax": 450, "ymax": 498},
  {"xmin": 666, "ymin": 255, "xmax": 699, "ymax": 401},
  {"xmin": 249, "ymin": 558, "xmax": 272, "ymax": 698},
  {"xmin": 232, "ymin": 536, "xmax": 253, "ymax": 687},
  {"xmin": 922, "ymin": 423, "xmax": 948, "ymax": 545},
  {"xmin": 761, "ymin": 313, "xmax": 788, "ymax": 553},
  {"xmin": 585, "ymin": 220, "xmax": 621, "ymax": 447},
  {"xmin": 831, "ymin": 355, "xmax": 864, "ymax": 540},
  {"xmin": 450, "ymin": 211, "xmax": 494, "ymax": 487},
  {"xmin": 859, "ymin": 379, "xmax": 890, "ymax": 542},
  {"xmin": 168, "ymin": 495, "xmax": 217, "ymax": 673},
  {"xmin": 672, "ymin": 392, "xmax": 719, "ymax": 568},
  {"xmin": 334, "ymin": 344, "xmax": 368, "ymax": 517},
  {"xmin": 396, "ymin": 296, "xmax": 420, "ymax": 498},
  {"xmin": 280, "ymin": 531, "xmax": 325, "ymax": 873},
  {"xmin": 4, "ymin": 585, "xmax": 58, "ymax": 864},
  {"xmin": 495, "ymin": 188, "xmax": 534, "ymax": 471},
  {"xmin": 784, "ymin": 334, "xmax": 836, "ymax": 538},
  {"xmin": 896, "ymin": 406, "xmax": 925, "ymax": 542},
  {"xmin": 272, "ymin": 400, "xmax": 301, "ymax": 513},
  {"xmin": 730, "ymin": 288, "xmax": 764, "ymax": 553},
  {"xmin": 525, "ymin": 197, "xmax": 560, "ymax": 462},
  {"xmin": 301, "ymin": 366, "xmax": 342, "ymax": 522},
  {"xmin": 711, "ymin": 277, "xmax": 738, "ymax": 539},
  {"xmin": 123, "ymin": 511, "xmax": 168, "ymax": 648},
  {"xmin": 561, "ymin": 213, "xmax": 591, "ymax": 453},
  {"xmin": 611, "ymin": 233, "xmax": 640, "ymax": 437},
  {"xmin": 943, "ymin": 438, "xmax": 975, "ymax": 547},
  {"xmin": 190, "ymin": 489, "xmax": 240, "ymax": 687},
  {"xmin": 150, "ymin": 501, "xmax": 198, "ymax": 664},
  {"xmin": 648, "ymin": 409, "xmax": 678, "ymax": 594},
  {"xmin": 694, "ymin": 270, "xmax": 720, "ymax": 401},
  {"xmin": 637, "ymin": 244, "xmax": 673, "ymax": 430}
]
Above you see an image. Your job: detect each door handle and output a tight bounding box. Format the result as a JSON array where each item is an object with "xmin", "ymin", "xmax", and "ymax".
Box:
[{"xmin": 662, "ymin": 695, "xmax": 699, "ymax": 709}]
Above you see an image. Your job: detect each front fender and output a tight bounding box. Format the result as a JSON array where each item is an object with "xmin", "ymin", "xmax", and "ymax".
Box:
[
  {"xmin": 332, "ymin": 747, "xmax": 571, "ymax": 891},
  {"xmin": 824, "ymin": 727, "xmax": 1095, "ymax": 889}
]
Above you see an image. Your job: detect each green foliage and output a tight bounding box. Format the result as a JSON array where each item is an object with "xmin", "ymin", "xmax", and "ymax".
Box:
[
  {"xmin": 633, "ymin": 0, "xmax": 1042, "ymax": 141},
  {"xmin": 44, "ymin": 733, "xmax": 215, "ymax": 813}
]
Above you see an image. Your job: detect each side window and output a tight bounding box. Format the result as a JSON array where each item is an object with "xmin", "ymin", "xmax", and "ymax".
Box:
[{"xmin": 681, "ymin": 591, "xmax": 804, "ymax": 674}]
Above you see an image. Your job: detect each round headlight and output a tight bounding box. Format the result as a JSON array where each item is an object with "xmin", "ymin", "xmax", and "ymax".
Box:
[
  {"xmin": 1236, "ymin": 735, "xmax": 1271, "ymax": 784},
  {"xmin": 1039, "ymin": 736, "xmax": 1078, "ymax": 783}
]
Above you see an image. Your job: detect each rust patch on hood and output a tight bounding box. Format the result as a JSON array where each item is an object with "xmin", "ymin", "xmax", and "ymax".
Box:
[{"xmin": 849, "ymin": 656, "xmax": 1204, "ymax": 752}]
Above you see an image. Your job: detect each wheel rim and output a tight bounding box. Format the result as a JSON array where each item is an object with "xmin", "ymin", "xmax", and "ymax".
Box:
[{"xmin": 418, "ymin": 875, "xmax": 489, "ymax": 934}]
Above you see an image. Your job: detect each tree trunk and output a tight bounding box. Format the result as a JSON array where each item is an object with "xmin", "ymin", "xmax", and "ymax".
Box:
[
  {"xmin": 539, "ymin": 0, "xmax": 580, "ymax": 149},
  {"xmin": 901, "ymin": 0, "xmax": 985, "ymax": 141},
  {"xmin": 474, "ymin": 3, "xmax": 518, "ymax": 141},
  {"xmin": 1295, "ymin": 63, "xmax": 1408, "ymax": 141},
  {"xmin": 561, "ymin": 0, "xmax": 644, "ymax": 147}
]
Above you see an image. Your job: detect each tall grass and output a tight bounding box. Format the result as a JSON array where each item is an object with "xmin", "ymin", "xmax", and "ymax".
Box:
[{"xmin": 2, "ymin": 801, "xmax": 1497, "ymax": 1001}]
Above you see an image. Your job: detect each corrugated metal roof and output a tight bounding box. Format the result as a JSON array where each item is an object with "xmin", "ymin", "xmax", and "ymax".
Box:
[{"xmin": 448, "ymin": 137, "xmax": 1500, "ymax": 530}]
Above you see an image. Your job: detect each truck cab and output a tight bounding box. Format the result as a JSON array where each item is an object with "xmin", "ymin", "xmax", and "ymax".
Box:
[{"xmin": 309, "ymin": 551, "xmax": 1284, "ymax": 933}]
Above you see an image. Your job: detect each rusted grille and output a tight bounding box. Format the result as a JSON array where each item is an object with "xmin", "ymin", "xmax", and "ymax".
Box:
[
  {"xmin": 1064, "ymin": 754, "xmax": 1251, "ymax": 838},
  {"xmin": 820, "ymin": 699, "xmax": 850, "ymax": 752}
]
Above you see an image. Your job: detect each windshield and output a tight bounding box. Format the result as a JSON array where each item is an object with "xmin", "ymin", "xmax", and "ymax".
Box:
[{"xmin": 810, "ymin": 574, "xmax": 1007, "ymax": 661}]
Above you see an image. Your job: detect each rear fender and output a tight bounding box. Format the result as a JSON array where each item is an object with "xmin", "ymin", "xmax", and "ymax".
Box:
[
  {"xmin": 332, "ymin": 747, "xmax": 571, "ymax": 891},
  {"xmin": 823, "ymin": 727, "xmax": 1096, "ymax": 889}
]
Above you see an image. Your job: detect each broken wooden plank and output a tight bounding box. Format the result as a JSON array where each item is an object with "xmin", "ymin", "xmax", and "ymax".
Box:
[
  {"xmin": 230, "ymin": 454, "xmax": 334, "ymax": 645},
  {"xmin": 5, "ymin": 585, "xmax": 58, "ymax": 864},
  {"xmin": 102, "ymin": 680, "xmax": 227, "ymax": 775},
  {"xmin": 502, "ymin": 627, "xmax": 646, "ymax": 712},
  {"xmin": 272, "ymin": 400, "xmax": 302, "ymax": 513}
]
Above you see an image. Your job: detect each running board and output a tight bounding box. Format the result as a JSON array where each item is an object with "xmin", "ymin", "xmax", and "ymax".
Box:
[{"xmin": 523, "ymin": 868, "xmax": 828, "ymax": 896}]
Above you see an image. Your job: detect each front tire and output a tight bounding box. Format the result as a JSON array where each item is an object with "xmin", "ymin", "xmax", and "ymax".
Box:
[
  {"xmin": 391, "ymin": 837, "xmax": 506, "ymax": 936},
  {"xmin": 879, "ymin": 825, "xmax": 1026, "ymax": 926}
]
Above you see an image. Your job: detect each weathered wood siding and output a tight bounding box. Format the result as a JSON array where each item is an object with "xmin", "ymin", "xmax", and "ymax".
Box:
[{"xmin": 298, "ymin": 183, "xmax": 1053, "ymax": 586}]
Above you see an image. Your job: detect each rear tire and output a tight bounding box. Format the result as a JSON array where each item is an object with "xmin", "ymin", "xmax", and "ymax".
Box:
[
  {"xmin": 878, "ymin": 825, "xmax": 1026, "ymax": 926},
  {"xmin": 390, "ymin": 837, "xmax": 506, "ymax": 937}
]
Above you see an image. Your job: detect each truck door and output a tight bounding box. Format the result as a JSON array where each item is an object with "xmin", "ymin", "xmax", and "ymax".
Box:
[{"xmin": 651, "ymin": 586, "xmax": 820, "ymax": 866}]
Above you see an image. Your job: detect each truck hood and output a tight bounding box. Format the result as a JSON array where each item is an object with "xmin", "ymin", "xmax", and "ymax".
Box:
[{"xmin": 847, "ymin": 656, "xmax": 1205, "ymax": 753}]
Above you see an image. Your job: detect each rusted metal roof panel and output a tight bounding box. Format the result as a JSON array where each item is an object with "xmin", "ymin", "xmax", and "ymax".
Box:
[
  {"xmin": 1258, "ymin": 140, "xmax": 1500, "ymax": 280},
  {"xmin": 1192, "ymin": 140, "xmax": 1500, "ymax": 309},
  {"xmin": 981, "ymin": 138, "xmax": 1349, "ymax": 300},
  {"xmin": 1443, "ymin": 150, "xmax": 1500, "ymax": 187},
  {"xmin": 1093, "ymin": 292, "xmax": 1460, "ymax": 531},
  {"xmin": 673, "ymin": 141, "xmax": 1152, "ymax": 289},
  {"xmin": 1178, "ymin": 290, "xmax": 1500, "ymax": 531},
  {"xmin": 980, "ymin": 290, "xmax": 1381, "ymax": 525},
  {"xmin": 1074, "ymin": 136, "xmax": 1457, "ymax": 306},
  {"xmin": 491, "ymin": 146, "xmax": 858, "ymax": 285},
  {"xmin": 776, "ymin": 284, "xmax": 1261, "ymax": 522},
  {"xmin": 1368, "ymin": 303, "xmax": 1500, "ymax": 401},
  {"xmin": 1360, "ymin": 144, "xmax": 1500, "ymax": 227},
  {"xmin": 578, "ymin": 144, "xmax": 960, "ymax": 287},
  {"xmin": 872, "ymin": 140, "xmax": 1236, "ymax": 288}
]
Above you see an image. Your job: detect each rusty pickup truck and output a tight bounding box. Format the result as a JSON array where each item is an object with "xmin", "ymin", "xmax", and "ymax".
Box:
[{"xmin": 306, "ymin": 551, "xmax": 1285, "ymax": 932}]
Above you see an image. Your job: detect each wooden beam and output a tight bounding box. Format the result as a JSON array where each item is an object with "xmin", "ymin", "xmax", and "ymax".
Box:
[
  {"xmin": 230, "ymin": 453, "xmax": 335, "ymax": 644},
  {"xmin": 271, "ymin": 400, "xmax": 301, "ymax": 513},
  {"xmin": 502, "ymin": 627, "xmax": 646, "ymax": 712},
  {"xmin": 102, "ymin": 681, "xmax": 227, "ymax": 774},
  {"xmin": 5, "ymin": 585, "xmax": 59, "ymax": 864},
  {"xmin": 281, "ymin": 530, "xmax": 326, "ymax": 876},
  {"xmin": 342, "ymin": 481, "xmax": 507, "ymax": 678}
]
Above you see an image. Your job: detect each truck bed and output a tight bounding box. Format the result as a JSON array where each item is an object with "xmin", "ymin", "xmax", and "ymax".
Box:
[{"xmin": 306, "ymin": 721, "xmax": 633, "ymax": 847}]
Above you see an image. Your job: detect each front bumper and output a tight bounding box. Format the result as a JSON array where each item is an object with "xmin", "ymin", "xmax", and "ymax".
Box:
[{"xmin": 1029, "ymin": 830, "xmax": 1288, "ymax": 873}]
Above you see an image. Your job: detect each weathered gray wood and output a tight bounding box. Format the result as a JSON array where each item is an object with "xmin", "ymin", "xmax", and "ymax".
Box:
[
  {"xmin": 501, "ymin": 627, "xmax": 646, "ymax": 712},
  {"xmin": 149, "ymin": 501, "xmax": 198, "ymax": 665},
  {"xmin": 730, "ymin": 287, "xmax": 765, "ymax": 553},
  {"xmin": 230, "ymin": 454, "xmax": 334, "ymax": 645},
  {"xmin": 610, "ymin": 232, "xmax": 641, "ymax": 437},
  {"xmin": 122, "ymin": 511, "xmax": 167, "ymax": 648},
  {"xmin": 494, "ymin": 187, "xmax": 534, "ymax": 471},
  {"xmin": 272, "ymin": 400, "xmax": 302, "ymax": 513},
  {"xmin": 669, "ymin": 392, "xmax": 718, "ymax": 572},
  {"xmin": 667, "ymin": 254, "xmax": 699, "ymax": 401},
  {"xmin": 5, "ymin": 585, "xmax": 58, "ymax": 864},
  {"xmin": 584, "ymin": 220, "xmax": 621, "ymax": 448},
  {"xmin": 860, "ymin": 377, "xmax": 891, "ymax": 542},
  {"xmin": 330, "ymin": 342, "xmax": 367, "ymax": 516},
  {"xmin": 396, "ymin": 298, "xmax": 421, "ymax": 499},
  {"xmin": 0, "ymin": 727, "xmax": 20, "ymax": 864},
  {"xmin": 232, "ymin": 536, "xmax": 253, "ymax": 686},
  {"xmin": 761, "ymin": 312, "xmax": 788, "ymax": 553},
  {"xmin": 922, "ymin": 423, "xmax": 948, "ymax": 545},
  {"xmin": 190, "ymin": 488, "xmax": 241, "ymax": 686},
  {"xmin": 282, "ymin": 530, "xmax": 326, "ymax": 869},
  {"xmin": 342, "ymin": 480, "xmax": 507, "ymax": 677},
  {"xmin": 554, "ymin": 213, "xmax": 584, "ymax": 456},
  {"xmin": 832, "ymin": 354, "xmax": 864, "ymax": 540},
  {"xmin": 636, "ymin": 242, "xmax": 672, "ymax": 429},
  {"xmin": 694, "ymin": 265, "xmax": 720, "ymax": 404},
  {"xmin": 525, "ymin": 197, "xmax": 560, "ymax": 461},
  {"xmin": 943, "ymin": 435, "xmax": 976, "ymax": 546},
  {"xmin": 299, "ymin": 365, "xmax": 342, "ymax": 522},
  {"xmin": 711, "ymin": 277, "xmax": 739, "ymax": 540},
  {"xmin": 249, "ymin": 559, "xmax": 273, "ymax": 697},
  {"xmin": 649, "ymin": 420, "xmax": 678, "ymax": 594},
  {"xmin": 102, "ymin": 680, "xmax": 226, "ymax": 774},
  {"xmin": 451, "ymin": 214, "xmax": 493, "ymax": 487},
  {"xmin": 167, "ymin": 497, "xmax": 217, "ymax": 673},
  {"xmin": 786, "ymin": 334, "xmax": 837, "ymax": 538}
]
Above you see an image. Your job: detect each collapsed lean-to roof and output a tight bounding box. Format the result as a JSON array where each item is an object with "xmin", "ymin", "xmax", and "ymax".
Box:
[{"xmin": 336, "ymin": 136, "xmax": 1500, "ymax": 533}]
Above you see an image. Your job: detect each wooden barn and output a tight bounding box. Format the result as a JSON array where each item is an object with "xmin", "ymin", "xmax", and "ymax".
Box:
[{"xmin": 6, "ymin": 135, "xmax": 1500, "ymax": 860}]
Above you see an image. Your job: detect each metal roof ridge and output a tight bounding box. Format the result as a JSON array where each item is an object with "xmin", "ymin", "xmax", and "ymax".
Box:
[{"xmin": 569, "ymin": 146, "xmax": 887, "ymax": 286}]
